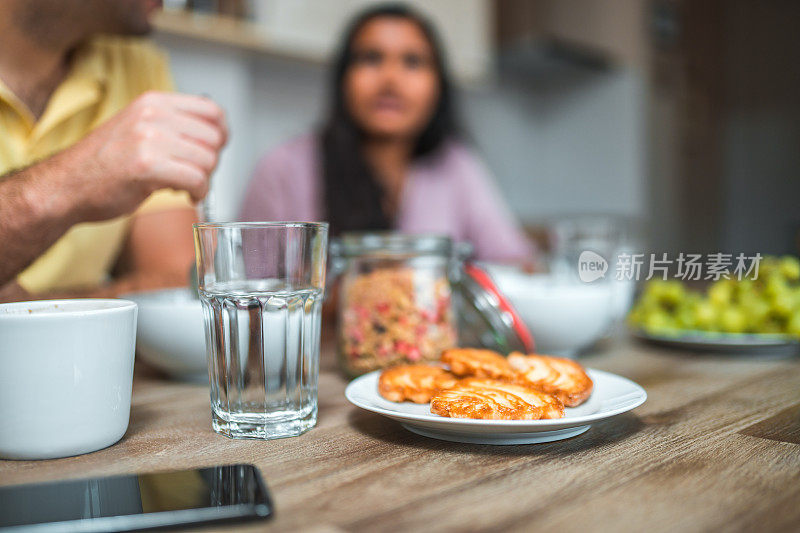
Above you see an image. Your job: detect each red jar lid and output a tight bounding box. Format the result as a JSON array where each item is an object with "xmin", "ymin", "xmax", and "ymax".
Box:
[{"xmin": 454, "ymin": 262, "xmax": 535, "ymax": 354}]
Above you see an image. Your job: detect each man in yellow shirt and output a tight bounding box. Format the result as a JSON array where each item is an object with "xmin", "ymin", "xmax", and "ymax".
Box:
[{"xmin": 0, "ymin": 0, "xmax": 227, "ymax": 300}]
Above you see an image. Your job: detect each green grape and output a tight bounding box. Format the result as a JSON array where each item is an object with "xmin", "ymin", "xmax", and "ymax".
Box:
[
  {"xmin": 742, "ymin": 298, "xmax": 770, "ymax": 331},
  {"xmin": 719, "ymin": 307, "xmax": 747, "ymax": 333},
  {"xmin": 629, "ymin": 292, "xmax": 663, "ymax": 327},
  {"xmin": 685, "ymin": 291, "xmax": 702, "ymax": 305},
  {"xmin": 779, "ymin": 256, "xmax": 800, "ymax": 281},
  {"xmin": 765, "ymin": 274, "xmax": 789, "ymax": 300},
  {"xmin": 694, "ymin": 301, "xmax": 717, "ymax": 330},
  {"xmin": 636, "ymin": 287, "xmax": 660, "ymax": 309},
  {"xmin": 676, "ymin": 307, "xmax": 697, "ymax": 329},
  {"xmin": 627, "ymin": 306, "xmax": 642, "ymax": 327},
  {"xmin": 661, "ymin": 281, "xmax": 685, "ymax": 306},
  {"xmin": 642, "ymin": 279, "xmax": 667, "ymax": 298},
  {"xmin": 771, "ymin": 293, "xmax": 794, "ymax": 318},
  {"xmin": 643, "ymin": 311, "xmax": 674, "ymax": 333},
  {"xmin": 787, "ymin": 313, "xmax": 800, "ymax": 338},
  {"xmin": 708, "ymin": 280, "xmax": 734, "ymax": 307},
  {"xmin": 732, "ymin": 279, "xmax": 755, "ymax": 304}
]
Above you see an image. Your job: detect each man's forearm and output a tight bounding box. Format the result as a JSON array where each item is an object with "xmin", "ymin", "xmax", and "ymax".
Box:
[
  {"xmin": 0, "ymin": 91, "xmax": 226, "ymax": 288},
  {"xmin": 0, "ymin": 158, "xmax": 76, "ymax": 286}
]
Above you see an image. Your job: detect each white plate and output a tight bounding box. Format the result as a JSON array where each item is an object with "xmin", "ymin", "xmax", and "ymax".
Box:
[
  {"xmin": 345, "ymin": 369, "xmax": 647, "ymax": 445},
  {"xmin": 632, "ymin": 329, "xmax": 800, "ymax": 357}
]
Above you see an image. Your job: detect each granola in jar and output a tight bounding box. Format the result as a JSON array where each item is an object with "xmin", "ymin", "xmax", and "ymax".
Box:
[{"xmin": 339, "ymin": 266, "xmax": 456, "ymax": 375}]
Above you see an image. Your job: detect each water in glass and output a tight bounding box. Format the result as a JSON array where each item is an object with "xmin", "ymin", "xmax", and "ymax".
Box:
[{"xmin": 200, "ymin": 280, "xmax": 323, "ymax": 439}]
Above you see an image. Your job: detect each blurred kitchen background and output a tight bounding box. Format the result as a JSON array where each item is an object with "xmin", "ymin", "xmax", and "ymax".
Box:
[{"xmin": 155, "ymin": 0, "xmax": 800, "ymax": 257}]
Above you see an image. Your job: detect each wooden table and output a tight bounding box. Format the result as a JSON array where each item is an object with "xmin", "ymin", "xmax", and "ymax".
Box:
[{"xmin": 2, "ymin": 334, "xmax": 799, "ymax": 532}]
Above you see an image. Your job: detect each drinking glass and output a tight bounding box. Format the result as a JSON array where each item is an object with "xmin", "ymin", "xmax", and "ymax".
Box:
[{"xmin": 193, "ymin": 222, "xmax": 328, "ymax": 439}]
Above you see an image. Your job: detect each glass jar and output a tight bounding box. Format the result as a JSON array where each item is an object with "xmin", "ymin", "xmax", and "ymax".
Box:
[{"xmin": 332, "ymin": 234, "xmax": 458, "ymax": 377}]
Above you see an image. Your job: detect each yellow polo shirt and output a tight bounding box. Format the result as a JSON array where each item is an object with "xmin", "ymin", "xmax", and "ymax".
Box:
[{"xmin": 0, "ymin": 36, "xmax": 192, "ymax": 294}]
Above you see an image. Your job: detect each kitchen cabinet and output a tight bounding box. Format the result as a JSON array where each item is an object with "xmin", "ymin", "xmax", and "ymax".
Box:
[
  {"xmin": 496, "ymin": 0, "xmax": 648, "ymax": 68},
  {"xmin": 156, "ymin": 0, "xmax": 493, "ymax": 81}
]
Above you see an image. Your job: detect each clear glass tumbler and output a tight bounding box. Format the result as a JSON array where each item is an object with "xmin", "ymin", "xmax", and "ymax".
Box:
[{"xmin": 193, "ymin": 222, "xmax": 328, "ymax": 439}]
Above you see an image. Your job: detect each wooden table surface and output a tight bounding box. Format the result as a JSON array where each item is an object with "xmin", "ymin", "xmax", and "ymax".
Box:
[{"xmin": 2, "ymin": 334, "xmax": 799, "ymax": 533}]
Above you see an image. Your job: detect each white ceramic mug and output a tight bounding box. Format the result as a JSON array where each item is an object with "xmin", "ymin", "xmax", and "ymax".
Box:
[{"xmin": 0, "ymin": 299, "xmax": 137, "ymax": 460}]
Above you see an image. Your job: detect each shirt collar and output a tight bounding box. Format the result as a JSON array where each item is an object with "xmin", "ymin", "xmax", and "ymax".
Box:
[{"xmin": 0, "ymin": 37, "xmax": 109, "ymax": 137}]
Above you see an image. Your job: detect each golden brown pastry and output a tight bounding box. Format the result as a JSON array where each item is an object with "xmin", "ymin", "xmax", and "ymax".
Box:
[
  {"xmin": 378, "ymin": 364, "xmax": 458, "ymax": 403},
  {"xmin": 440, "ymin": 348, "xmax": 515, "ymax": 380},
  {"xmin": 430, "ymin": 378, "xmax": 565, "ymax": 420},
  {"xmin": 507, "ymin": 353, "xmax": 594, "ymax": 407}
]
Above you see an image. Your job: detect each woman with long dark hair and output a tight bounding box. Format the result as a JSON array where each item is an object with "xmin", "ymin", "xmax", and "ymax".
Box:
[{"xmin": 240, "ymin": 3, "xmax": 532, "ymax": 261}]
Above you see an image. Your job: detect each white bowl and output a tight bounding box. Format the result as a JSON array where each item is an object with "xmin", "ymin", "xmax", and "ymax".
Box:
[
  {"xmin": 0, "ymin": 299, "xmax": 137, "ymax": 460},
  {"xmin": 124, "ymin": 288, "xmax": 208, "ymax": 381},
  {"xmin": 484, "ymin": 268, "xmax": 614, "ymax": 356}
]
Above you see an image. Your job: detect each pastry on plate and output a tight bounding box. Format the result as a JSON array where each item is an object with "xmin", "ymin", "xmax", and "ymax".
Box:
[
  {"xmin": 430, "ymin": 378, "xmax": 565, "ymax": 420},
  {"xmin": 507, "ymin": 353, "xmax": 594, "ymax": 407},
  {"xmin": 378, "ymin": 364, "xmax": 458, "ymax": 403},
  {"xmin": 440, "ymin": 348, "xmax": 515, "ymax": 380}
]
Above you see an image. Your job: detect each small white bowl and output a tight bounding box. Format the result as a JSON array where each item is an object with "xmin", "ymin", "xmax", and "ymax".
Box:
[
  {"xmin": 483, "ymin": 268, "xmax": 614, "ymax": 356},
  {"xmin": 125, "ymin": 288, "xmax": 207, "ymax": 381},
  {"xmin": 0, "ymin": 299, "xmax": 137, "ymax": 460}
]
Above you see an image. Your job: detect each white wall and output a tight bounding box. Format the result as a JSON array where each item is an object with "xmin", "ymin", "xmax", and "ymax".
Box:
[
  {"xmin": 465, "ymin": 67, "xmax": 645, "ymax": 222},
  {"xmin": 158, "ymin": 36, "xmax": 257, "ymax": 221}
]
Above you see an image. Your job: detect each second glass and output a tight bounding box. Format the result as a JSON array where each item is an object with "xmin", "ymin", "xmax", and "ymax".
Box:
[{"xmin": 193, "ymin": 222, "xmax": 328, "ymax": 440}]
